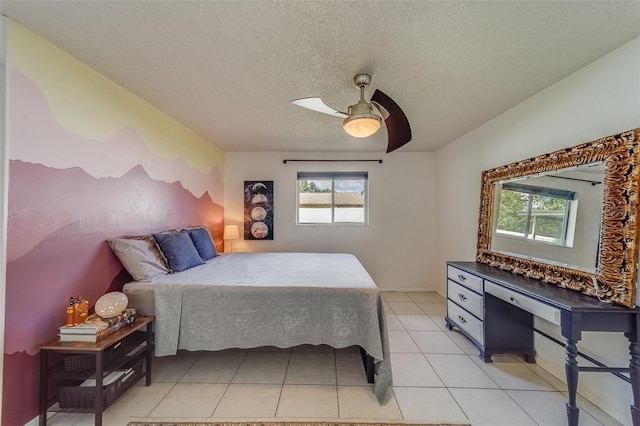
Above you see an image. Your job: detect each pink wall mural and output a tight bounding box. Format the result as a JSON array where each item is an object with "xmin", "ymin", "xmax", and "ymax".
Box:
[
  {"xmin": 4, "ymin": 30, "xmax": 225, "ymax": 424},
  {"xmin": 4, "ymin": 161, "xmax": 223, "ymax": 425}
]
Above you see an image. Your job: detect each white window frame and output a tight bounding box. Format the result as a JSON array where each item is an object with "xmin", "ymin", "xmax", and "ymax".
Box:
[
  {"xmin": 296, "ymin": 171, "xmax": 369, "ymax": 226},
  {"xmin": 496, "ymin": 183, "xmax": 577, "ymax": 247}
]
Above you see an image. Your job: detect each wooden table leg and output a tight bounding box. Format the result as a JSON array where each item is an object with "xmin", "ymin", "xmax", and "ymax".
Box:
[
  {"xmin": 39, "ymin": 349, "xmax": 48, "ymax": 426},
  {"xmin": 630, "ymin": 339, "xmax": 640, "ymax": 426},
  {"xmin": 95, "ymin": 351, "xmax": 103, "ymax": 426},
  {"xmin": 565, "ymin": 338, "xmax": 580, "ymax": 426},
  {"xmin": 146, "ymin": 321, "xmax": 153, "ymax": 386}
]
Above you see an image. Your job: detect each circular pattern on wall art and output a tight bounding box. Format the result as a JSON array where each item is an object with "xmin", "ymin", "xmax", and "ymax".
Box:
[
  {"xmin": 252, "ymin": 194, "xmax": 268, "ymax": 204},
  {"xmin": 251, "ymin": 222, "xmax": 269, "ymax": 239},
  {"xmin": 251, "ymin": 206, "xmax": 267, "ymax": 221}
]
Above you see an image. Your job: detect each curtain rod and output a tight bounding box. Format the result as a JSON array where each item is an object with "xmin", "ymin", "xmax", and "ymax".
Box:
[
  {"xmin": 549, "ymin": 175, "xmax": 602, "ymax": 186},
  {"xmin": 283, "ymin": 159, "xmax": 383, "ymax": 164}
]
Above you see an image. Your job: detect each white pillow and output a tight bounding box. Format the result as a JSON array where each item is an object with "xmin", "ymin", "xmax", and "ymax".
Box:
[{"xmin": 108, "ymin": 236, "xmax": 170, "ymax": 281}]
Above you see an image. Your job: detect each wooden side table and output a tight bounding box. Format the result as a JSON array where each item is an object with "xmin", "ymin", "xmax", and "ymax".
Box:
[{"xmin": 38, "ymin": 315, "xmax": 154, "ymax": 426}]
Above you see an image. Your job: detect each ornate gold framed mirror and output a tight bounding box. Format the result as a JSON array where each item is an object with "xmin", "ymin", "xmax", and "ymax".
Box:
[{"xmin": 476, "ymin": 128, "xmax": 640, "ymax": 307}]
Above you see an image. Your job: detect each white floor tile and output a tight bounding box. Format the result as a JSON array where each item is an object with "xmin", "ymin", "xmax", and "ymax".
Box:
[
  {"xmin": 521, "ymin": 361, "xmax": 568, "ymax": 391},
  {"xmin": 276, "ymin": 384, "xmax": 338, "ymax": 418},
  {"xmin": 388, "ymin": 302, "xmax": 424, "ymax": 315},
  {"xmin": 417, "ymin": 302, "xmax": 447, "ymax": 315},
  {"xmin": 337, "ymin": 385, "xmax": 402, "ymax": 419},
  {"xmin": 152, "ymin": 351, "xmax": 202, "ymax": 382},
  {"xmin": 388, "ymin": 330, "xmax": 421, "ymax": 353},
  {"xmin": 428, "ymin": 314, "xmax": 450, "ymax": 331},
  {"xmin": 445, "ymin": 330, "xmax": 481, "ymax": 355},
  {"xmin": 46, "ymin": 412, "xmax": 89, "ymax": 426},
  {"xmin": 410, "ymin": 331, "xmax": 466, "ymax": 354},
  {"xmin": 148, "ymin": 382, "xmax": 227, "ymax": 418},
  {"xmin": 102, "ymin": 382, "xmax": 175, "ymax": 423},
  {"xmin": 449, "ymin": 388, "xmax": 537, "ymax": 426},
  {"xmin": 571, "ymin": 392, "xmax": 624, "ymax": 426},
  {"xmin": 425, "ymin": 354, "xmax": 499, "ymax": 388},
  {"xmin": 284, "ymin": 351, "xmax": 336, "ymax": 385},
  {"xmin": 336, "ymin": 352, "xmax": 370, "ymax": 385},
  {"xmin": 213, "ymin": 383, "xmax": 281, "ymax": 417},
  {"xmin": 381, "ymin": 292, "xmax": 412, "ymax": 302},
  {"xmin": 397, "ymin": 314, "xmax": 441, "ymax": 331},
  {"xmin": 85, "ymin": 292, "xmax": 622, "ymax": 424},
  {"xmin": 508, "ymin": 390, "xmax": 603, "ymax": 425},
  {"xmin": 390, "ymin": 353, "xmax": 444, "ymax": 387},
  {"xmin": 471, "ymin": 355, "xmax": 556, "ymax": 390},
  {"xmin": 72, "ymin": 413, "xmax": 99, "ymax": 426},
  {"xmin": 232, "ymin": 351, "xmax": 291, "ymax": 384},
  {"xmin": 180, "ymin": 349, "xmax": 247, "ymax": 383},
  {"xmin": 386, "ymin": 314, "xmax": 405, "ymax": 331},
  {"xmin": 394, "ymin": 387, "xmax": 469, "ymax": 422},
  {"xmin": 406, "ymin": 292, "xmax": 446, "ymax": 303}
]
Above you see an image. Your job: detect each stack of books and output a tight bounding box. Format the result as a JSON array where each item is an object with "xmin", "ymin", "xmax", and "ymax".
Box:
[{"xmin": 59, "ymin": 309, "xmax": 136, "ymax": 342}]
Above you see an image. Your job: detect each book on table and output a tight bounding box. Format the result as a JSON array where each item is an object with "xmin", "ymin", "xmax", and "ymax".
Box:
[{"xmin": 58, "ymin": 309, "xmax": 136, "ymax": 342}]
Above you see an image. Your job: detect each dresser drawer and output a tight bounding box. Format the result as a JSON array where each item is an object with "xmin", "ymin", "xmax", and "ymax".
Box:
[
  {"xmin": 448, "ymin": 279, "xmax": 483, "ymax": 318},
  {"xmin": 485, "ymin": 281, "xmax": 561, "ymax": 325},
  {"xmin": 447, "ymin": 266, "xmax": 483, "ymax": 293},
  {"xmin": 447, "ymin": 300, "xmax": 484, "ymax": 344}
]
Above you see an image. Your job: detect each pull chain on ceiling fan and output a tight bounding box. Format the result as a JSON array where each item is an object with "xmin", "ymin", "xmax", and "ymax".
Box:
[{"xmin": 292, "ymin": 73, "xmax": 412, "ymax": 153}]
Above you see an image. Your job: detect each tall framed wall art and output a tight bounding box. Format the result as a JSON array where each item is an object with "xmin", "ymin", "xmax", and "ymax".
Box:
[{"xmin": 244, "ymin": 181, "xmax": 274, "ymax": 240}]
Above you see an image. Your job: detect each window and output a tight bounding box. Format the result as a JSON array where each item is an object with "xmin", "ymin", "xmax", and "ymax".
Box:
[
  {"xmin": 495, "ymin": 182, "xmax": 577, "ymax": 246},
  {"xmin": 297, "ymin": 172, "xmax": 368, "ymax": 225}
]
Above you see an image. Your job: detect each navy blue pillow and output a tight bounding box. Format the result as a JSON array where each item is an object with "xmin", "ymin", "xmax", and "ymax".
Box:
[
  {"xmin": 186, "ymin": 227, "xmax": 218, "ymax": 261},
  {"xmin": 153, "ymin": 230, "xmax": 204, "ymax": 272}
]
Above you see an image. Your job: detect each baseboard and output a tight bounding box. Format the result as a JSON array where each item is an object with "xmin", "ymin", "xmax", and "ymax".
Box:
[{"xmin": 377, "ymin": 287, "xmax": 442, "ymax": 294}]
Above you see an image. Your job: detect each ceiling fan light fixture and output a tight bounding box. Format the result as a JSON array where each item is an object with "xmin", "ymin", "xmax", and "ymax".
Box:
[
  {"xmin": 342, "ymin": 101, "xmax": 382, "ymax": 138},
  {"xmin": 343, "ymin": 116, "xmax": 382, "ymax": 138}
]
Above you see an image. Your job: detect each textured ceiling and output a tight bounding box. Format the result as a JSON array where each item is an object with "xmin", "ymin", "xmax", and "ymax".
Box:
[{"xmin": 3, "ymin": 1, "xmax": 640, "ymax": 153}]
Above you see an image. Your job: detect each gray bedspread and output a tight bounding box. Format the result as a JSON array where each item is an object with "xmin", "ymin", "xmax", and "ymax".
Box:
[{"xmin": 145, "ymin": 252, "xmax": 392, "ymax": 403}]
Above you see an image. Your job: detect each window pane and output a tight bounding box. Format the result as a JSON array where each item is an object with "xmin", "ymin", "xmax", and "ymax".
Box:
[
  {"xmin": 496, "ymin": 190, "xmax": 529, "ymax": 237},
  {"xmin": 297, "ymin": 174, "xmax": 367, "ymax": 225},
  {"xmin": 298, "ymin": 207, "xmax": 332, "ymax": 223},
  {"xmin": 529, "ymin": 195, "xmax": 567, "ymax": 243},
  {"xmin": 298, "ymin": 179, "xmax": 332, "ymax": 224},
  {"xmin": 332, "ymin": 179, "xmax": 366, "ymax": 223}
]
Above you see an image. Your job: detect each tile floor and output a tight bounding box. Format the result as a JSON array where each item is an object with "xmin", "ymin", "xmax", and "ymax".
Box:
[{"xmin": 45, "ymin": 292, "xmax": 622, "ymax": 426}]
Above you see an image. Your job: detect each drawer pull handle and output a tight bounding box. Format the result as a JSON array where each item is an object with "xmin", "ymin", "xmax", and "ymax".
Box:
[
  {"xmin": 457, "ymin": 274, "xmax": 467, "ymax": 282},
  {"xmin": 457, "ymin": 315, "xmax": 467, "ymax": 324},
  {"xmin": 458, "ymin": 293, "xmax": 467, "ymax": 302}
]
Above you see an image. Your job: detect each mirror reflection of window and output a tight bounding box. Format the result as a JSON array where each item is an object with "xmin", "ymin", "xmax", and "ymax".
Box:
[{"xmin": 495, "ymin": 183, "xmax": 577, "ymax": 247}]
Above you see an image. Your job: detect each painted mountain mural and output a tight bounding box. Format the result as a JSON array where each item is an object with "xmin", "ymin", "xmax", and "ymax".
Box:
[
  {"xmin": 4, "ymin": 161, "xmax": 223, "ymax": 425},
  {"xmin": 6, "ymin": 23, "xmax": 227, "ymax": 424}
]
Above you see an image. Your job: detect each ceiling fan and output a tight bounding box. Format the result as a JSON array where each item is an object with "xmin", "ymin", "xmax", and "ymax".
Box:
[{"xmin": 292, "ymin": 74, "xmax": 412, "ymax": 153}]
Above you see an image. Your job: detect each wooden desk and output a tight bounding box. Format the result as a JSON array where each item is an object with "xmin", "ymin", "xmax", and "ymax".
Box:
[
  {"xmin": 38, "ymin": 315, "xmax": 154, "ymax": 426},
  {"xmin": 446, "ymin": 262, "xmax": 639, "ymax": 426}
]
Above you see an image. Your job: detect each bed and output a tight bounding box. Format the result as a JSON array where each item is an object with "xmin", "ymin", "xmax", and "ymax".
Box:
[{"xmin": 122, "ymin": 252, "xmax": 392, "ymax": 403}]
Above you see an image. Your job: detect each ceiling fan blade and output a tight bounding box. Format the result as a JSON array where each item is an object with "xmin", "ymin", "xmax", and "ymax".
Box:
[
  {"xmin": 291, "ymin": 97, "xmax": 348, "ymax": 118},
  {"xmin": 370, "ymin": 90, "xmax": 412, "ymax": 153},
  {"xmin": 371, "ymin": 101, "xmax": 389, "ymax": 120}
]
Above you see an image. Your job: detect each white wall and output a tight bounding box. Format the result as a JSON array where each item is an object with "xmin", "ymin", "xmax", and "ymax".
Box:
[
  {"xmin": 435, "ymin": 37, "xmax": 640, "ymax": 424},
  {"xmin": 224, "ymin": 151, "xmax": 436, "ymax": 291}
]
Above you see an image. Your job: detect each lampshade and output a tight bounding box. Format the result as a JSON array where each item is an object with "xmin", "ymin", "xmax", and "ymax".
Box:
[
  {"xmin": 223, "ymin": 225, "xmax": 240, "ymax": 240},
  {"xmin": 342, "ymin": 101, "xmax": 382, "ymax": 138}
]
